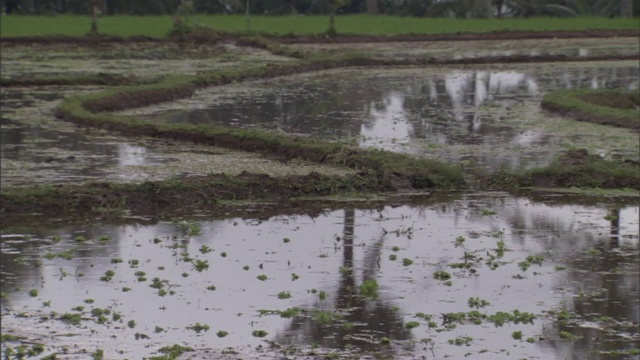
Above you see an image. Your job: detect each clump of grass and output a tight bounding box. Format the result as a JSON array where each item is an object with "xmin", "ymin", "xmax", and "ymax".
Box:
[
  {"xmin": 542, "ymin": 89, "xmax": 640, "ymax": 130},
  {"xmin": 154, "ymin": 344, "xmax": 194, "ymax": 360},
  {"xmin": 359, "ymin": 279, "xmax": 379, "ymax": 299},
  {"xmin": 252, "ymin": 330, "xmax": 268, "ymax": 337},
  {"xmin": 60, "ymin": 313, "xmax": 82, "ymax": 325},
  {"xmin": 405, "ymin": 321, "xmax": 420, "ymax": 329},
  {"xmin": 433, "ymin": 270, "xmax": 451, "ymax": 281},
  {"xmin": 448, "ymin": 335, "xmax": 473, "ymax": 346}
]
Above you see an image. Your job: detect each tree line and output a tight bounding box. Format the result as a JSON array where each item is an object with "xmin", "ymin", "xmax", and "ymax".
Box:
[{"xmin": 2, "ymin": 0, "xmax": 636, "ymax": 17}]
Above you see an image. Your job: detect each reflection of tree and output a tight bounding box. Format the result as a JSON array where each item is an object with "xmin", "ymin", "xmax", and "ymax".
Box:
[
  {"xmin": 276, "ymin": 209, "xmax": 411, "ymax": 353},
  {"xmin": 503, "ymin": 200, "xmax": 639, "ymax": 357}
]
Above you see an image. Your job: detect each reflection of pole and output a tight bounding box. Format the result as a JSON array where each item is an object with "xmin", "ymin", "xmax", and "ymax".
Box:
[
  {"xmin": 609, "ymin": 207, "xmax": 620, "ymax": 248},
  {"xmin": 338, "ymin": 209, "xmax": 355, "ymax": 308}
]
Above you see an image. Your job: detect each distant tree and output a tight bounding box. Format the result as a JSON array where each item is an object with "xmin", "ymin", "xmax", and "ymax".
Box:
[
  {"xmin": 328, "ymin": 0, "xmax": 348, "ymax": 35},
  {"xmin": 364, "ymin": 0, "xmax": 383, "ymax": 14},
  {"xmin": 620, "ymin": 0, "xmax": 633, "ymax": 17},
  {"xmin": 89, "ymin": 0, "xmax": 102, "ymax": 34}
]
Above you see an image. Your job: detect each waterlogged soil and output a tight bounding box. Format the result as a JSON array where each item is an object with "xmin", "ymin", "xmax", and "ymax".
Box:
[
  {"xmin": 0, "ymin": 87, "xmax": 354, "ymax": 188},
  {"xmin": 125, "ymin": 61, "xmax": 639, "ymax": 171},
  {"xmin": 291, "ymin": 37, "xmax": 640, "ymax": 62},
  {"xmin": 1, "ymin": 193, "xmax": 638, "ymax": 359},
  {"xmin": 0, "ymin": 41, "xmax": 292, "ymax": 79}
]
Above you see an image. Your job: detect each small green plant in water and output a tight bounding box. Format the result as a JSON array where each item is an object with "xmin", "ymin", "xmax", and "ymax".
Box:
[
  {"xmin": 252, "ymin": 330, "xmax": 268, "ymax": 337},
  {"xmin": 257, "ymin": 274, "xmax": 267, "ymax": 281},
  {"xmin": 97, "ymin": 236, "xmax": 110, "ymax": 244},
  {"xmin": 155, "ymin": 344, "xmax": 194, "ymax": 359},
  {"xmin": 187, "ymin": 323, "xmax": 209, "ymax": 333},
  {"xmin": 359, "ymin": 279, "xmax": 379, "ymax": 299},
  {"xmin": 192, "ymin": 259, "xmax": 209, "ymax": 272},
  {"xmin": 277, "ymin": 291, "xmax": 292, "ymax": 299},
  {"xmin": 217, "ymin": 330, "xmax": 228, "ymax": 338},
  {"xmin": 402, "ymin": 258, "xmax": 414, "ymax": 266},
  {"xmin": 559, "ymin": 331, "xmax": 582, "ymax": 341},
  {"xmin": 279, "ymin": 307, "xmax": 301, "ymax": 318},
  {"xmin": 468, "ymin": 297, "xmax": 490, "ymax": 309},
  {"xmin": 60, "ymin": 313, "xmax": 82, "ymax": 325},
  {"xmin": 199, "ymin": 245, "xmax": 212, "ymax": 254},
  {"xmin": 512, "ymin": 331, "xmax": 523, "ymax": 340},
  {"xmin": 28, "ymin": 289, "xmax": 38, "ymax": 297},
  {"xmin": 433, "ymin": 271, "xmax": 452, "ymax": 281},
  {"xmin": 480, "ymin": 209, "xmax": 496, "ymax": 216},
  {"xmin": 448, "ymin": 335, "xmax": 473, "ymax": 346},
  {"xmin": 389, "ymin": 254, "xmax": 397, "ymax": 261},
  {"xmin": 405, "ymin": 321, "xmax": 420, "ymax": 329}
]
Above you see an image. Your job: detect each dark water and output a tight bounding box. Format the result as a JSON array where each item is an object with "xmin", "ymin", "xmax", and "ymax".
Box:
[
  {"xmin": 158, "ymin": 62, "xmax": 639, "ymax": 170},
  {"xmin": 2, "ymin": 193, "xmax": 638, "ymax": 359}
]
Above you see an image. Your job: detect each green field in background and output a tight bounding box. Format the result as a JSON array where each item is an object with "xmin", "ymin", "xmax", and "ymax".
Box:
[{"xmin": 1, "ymin": 15, "xmax": 638, "ymax": 38}]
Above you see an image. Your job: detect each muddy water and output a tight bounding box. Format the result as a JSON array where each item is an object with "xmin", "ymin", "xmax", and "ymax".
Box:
[
  {"xmin": 133, "ymin": 61, "xmax": 639, "ymax": 171},
  {"xmin": 1, "ymin": 193, "xmax": 638, "ymax": 359}
]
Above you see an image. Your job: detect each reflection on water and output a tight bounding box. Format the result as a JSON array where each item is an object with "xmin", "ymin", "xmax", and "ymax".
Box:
[
  {"xmin": 158, "ymin": 62, "xmax": 639, "ymax": 170},
  {"xmin": 1, "ymin": 194, "xmax": 637, "ymax": 359}
]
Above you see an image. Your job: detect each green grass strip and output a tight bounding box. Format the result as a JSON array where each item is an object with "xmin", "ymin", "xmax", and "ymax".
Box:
[
  {"xmin": 2, "ymin": 15, "xmax": 638, "ymax": 38},
  {"xmin": 542, "ymin": 89, "xmax": 640, "ymax": 130}
]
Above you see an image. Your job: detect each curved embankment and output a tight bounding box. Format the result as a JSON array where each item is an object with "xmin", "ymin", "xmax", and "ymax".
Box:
[
  {"xmin": 542, "ymin": 89, "xmax": 640, "ymax": 130},
  {"xmin": 2, "ymin": 34, "xmax": 639, "ymax": 216}
]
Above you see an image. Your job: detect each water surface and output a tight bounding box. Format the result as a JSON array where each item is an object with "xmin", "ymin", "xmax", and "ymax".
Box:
[
  {"xmin": 131, "ymin": 61, "xmax": 639, "ymax": 171},
  {"xmin": 2, "ymin": 193, "xmax": 637, "ymax": 359}
]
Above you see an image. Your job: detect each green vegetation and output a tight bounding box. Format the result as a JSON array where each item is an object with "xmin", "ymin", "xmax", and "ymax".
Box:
[
  {"xmin": 186, "ymin": 323, "xmax": 209, "ymax": 333},
  {"xmin": 433, "ymin": 270, "xmax": 452, "ymax": 281},
  {"xmin": 1, "ymin": 15, "xmax": 637, "ymax": 38},
  {"xmin": 542, "ymin": 89, "xmax": 640, "ymax": 130},
  {"xmin": 150, "ymin": 344, "xmax": 194, "ymax": 360},
  {"xmin": 405, "ymin": 321, "xmax": 420, "ymax": 329},
  {"xmin": 359, "ymin": 279, "xmax": 379, "ymax": 299},
  {"xmin": 521, "ymin": 149, "xmax": 640, "ymax": 190},
  {"xmin": 252, "ymin": 330, "xmax": 268, "ymax": 337}
]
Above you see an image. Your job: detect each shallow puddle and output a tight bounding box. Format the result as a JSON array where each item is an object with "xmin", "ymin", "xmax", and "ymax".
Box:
[
  {"xmin": 127, "ymin": 61, "xmax": 639, "ymax": 171},
  {"xmin": 1, "ymin": 193, "xmax": 638, "ymax": 359}
]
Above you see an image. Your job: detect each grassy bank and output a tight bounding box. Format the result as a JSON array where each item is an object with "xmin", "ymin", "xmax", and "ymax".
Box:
[
  {"xmin": 542, "ymin": 89, "xmax": 640, "ymax": 130},
  {"xmin": 1, "ymin": 15, "xmax": 638, "ymax": 37}
]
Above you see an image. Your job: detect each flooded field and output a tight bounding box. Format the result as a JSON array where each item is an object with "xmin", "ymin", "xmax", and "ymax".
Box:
[
  {"xmin": 2, "ymin": 193, "xmax": 638, "ymax": 359},
  {"xmin": 1, "ymin": 37, "xmax": 639, "ymax": 359},
  {"xmin": 126, "ymin": 61, "xmax": 639, "ymax": 171},
  {"xmin": 291, "ymin": 37, "xmax": 640, "ymax": 62},
  {"xmin": 0, "ymin": 42, "xmax": 292, "ymax": 78}
]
